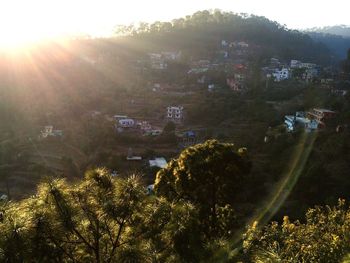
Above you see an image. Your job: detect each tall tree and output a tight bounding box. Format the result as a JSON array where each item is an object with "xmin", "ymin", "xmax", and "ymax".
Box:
[{"xmin": 155, "ymin": 140, "xmax": 251, "ymax": 237}]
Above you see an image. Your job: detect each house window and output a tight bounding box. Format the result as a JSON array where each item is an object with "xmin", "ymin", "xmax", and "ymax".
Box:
[
  {"xmin": 175, "ymin": 114, "xmax": 180, "ymax": 118},
  {"xmin": 168, "ymin": 113, "xmax": 172, "ymax": 117}
]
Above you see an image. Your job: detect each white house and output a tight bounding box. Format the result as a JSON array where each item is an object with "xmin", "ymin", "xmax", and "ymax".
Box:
[
  {"xmin": 118, "ymin": 118, "xmax": 135, "ymax": 128},
  {"xmin": 166, "ymin": 106, "xmax": 183, "ymax": 123},
  {"xmin": 284, "ymin": 112, "xmax": 319, "ymax": 132},
  {"xmin": 300, "ymin": 62, "xmax": 317, "ymax": 69},
  {"xmin": 40, "ymin": 126, "xmax": 63, "ymax": 138},
  {"xmin": 272, "ymin": 68, "xmax": 290, "ymax": 82},
  {"xmin": 284, "ymin": 115, "xmax": 296, "ymax": 131},
  {"xmin": 290, "ymin": 60, "xmax": 301, "ymax": 68},
  {"xmin": 149, "ymin": 157, "xmax": 167, "ymax": 169}
]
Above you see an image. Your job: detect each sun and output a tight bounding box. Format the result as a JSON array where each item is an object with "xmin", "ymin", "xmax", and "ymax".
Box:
[
  {"xmin": 0, "ymin": 0, "xmax": 84, "ymax": 50},
  {"xmin": 0, "ymin": 25, "xmax": 52, "ymax": 50},
  {"xmin": 0, "ymin": 4, "xmax": 57, "ymax": 49}
]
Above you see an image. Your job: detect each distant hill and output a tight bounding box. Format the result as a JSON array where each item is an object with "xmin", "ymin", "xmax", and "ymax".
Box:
[
  {"xmin": 308, "ymin": 25, "xmax": 350, "ymax": 37},
  {"xmin": 117, "ymin": 10, "xmax": 332, "ymax": 65},
  {"xmin": 306, "ymin": 26, "xmax": 350, "ymax": 60}
]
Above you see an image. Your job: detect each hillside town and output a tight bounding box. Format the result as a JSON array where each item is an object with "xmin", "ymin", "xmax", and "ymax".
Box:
[{"xmin": 1, "ymin": 6, "xmax": 350, "ymax": 262}]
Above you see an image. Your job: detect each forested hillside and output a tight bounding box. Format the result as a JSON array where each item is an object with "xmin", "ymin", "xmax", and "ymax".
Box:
[
  {"xmin": 1, "ymin": 9, "xmax": 350, "ymax": 262},
  {"xmin": 309, "ymin": 25, "xmax": 350, "ymax": 37},
  {"xmin": 117, "ymin": 10, "xmax": 332, "ymax": 65},
  {"xmin": 307, "ymin": 31, "xmax": 350, "ymax": 60}
]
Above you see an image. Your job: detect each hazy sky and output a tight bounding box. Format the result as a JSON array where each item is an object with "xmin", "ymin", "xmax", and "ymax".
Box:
[{"xmin": 0, "ymin": 0, "xmax": 349, "ymax": 42}]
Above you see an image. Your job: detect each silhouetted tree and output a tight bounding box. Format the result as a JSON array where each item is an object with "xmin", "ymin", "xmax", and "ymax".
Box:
[{"xmin": 155, "ymin": 140, "xmax": 251, "ymax": 238}]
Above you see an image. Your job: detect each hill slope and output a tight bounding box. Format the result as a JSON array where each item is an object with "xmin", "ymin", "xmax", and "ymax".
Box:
[
  {"xmin": 308, "ymin": 25, "xmax": 350, "ymax": 37},
  {"xmin": 118, "ymin": 10, "xmax": 332, "ymax": 65},
  {"xmin": 306, "ymin": 25, "xmax": 350, "ymax": 60}
]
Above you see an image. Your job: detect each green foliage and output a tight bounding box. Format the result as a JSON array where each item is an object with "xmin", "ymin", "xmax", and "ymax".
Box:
[
  {"xmin": 155, "ymin": 140, "xmax": 251, "ymax": 238},
  {"xmin": 117, "ymin": 10, "xmax": 331, "ymax": 64},
  {"xmin": 0, "ymin": 168, "xmax": 207, "ymax": 262},
  {"xmin": 243, "ymin": 199, "xmax": 350, "ymax": 263}
]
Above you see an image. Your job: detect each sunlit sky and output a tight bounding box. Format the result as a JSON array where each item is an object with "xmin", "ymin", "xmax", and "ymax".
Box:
[{"xmin": 0, "ymin": 0, "xmax": 349, "ymax": 47}]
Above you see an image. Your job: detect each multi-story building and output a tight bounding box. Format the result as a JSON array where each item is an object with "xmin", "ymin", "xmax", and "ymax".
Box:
[
  {"xmin": 272, "ymin": 68, "xmax": 290, "ymax": 82},
  {"xmin": 306, "ymin": 108, "xmax": 336, "ymax": 128},
  {"xmin": 166, "ymin": 106, "xmax": 183, "ymax": 123}
]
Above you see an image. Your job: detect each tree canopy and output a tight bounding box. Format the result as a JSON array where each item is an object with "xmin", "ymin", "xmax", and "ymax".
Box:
[
  {"xmin": 116, "ymin": 10, "xmax": 331, "ymax": 64},
  {"xmin": 0, "ymin": 169, "xmax": 207, "ymax": 262},
  {"xmin": 155, "ymin": 139, "xmax": 251, "ymax": 237},
  {"xmin": 243, "ymin": 199, "xmax": 350, "ymax": 263}
]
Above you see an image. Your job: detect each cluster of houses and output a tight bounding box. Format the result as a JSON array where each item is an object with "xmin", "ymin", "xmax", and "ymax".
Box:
[
  {"xmin": 190, "ymin": 62, "xmax": 248, "ymax": 93},
  {"xmin": 226, "ymin": 63, "xmax": 247, "ymax": 92},
  {"xmin": 188, "ymin": 59, "xmax": 212, "ymax": 74},
  {"xmin": 187, "ymin": 40, "xmax": 251, "ymax": 92},
  {"xmin": 125, "ymin": 147, "xmax": 168, "ymax": 168},
  {"xmin": 263, "ymin": 58, "xmax": 320, "ymax": 82},
  {"xmin": 114, "ymin": 115, "xmax": 161, "ymax": 135},
  {"xmin": 114, "ymin": 105, "xmax": 184, "ymax": 134},
  {"xmin": 284, "ymin": 108, "xmax": 336, "ymax": 132},
  {"xmin": 148, "ymin": 51, "xmax": 181, "ymax": 70},
  {"xmin": 39, "ymin": 126, "xmax": 63, "ymax": 139},
  {"xmin": 220, "ymin": 40, "xmax": 250, "ymax": 58}
]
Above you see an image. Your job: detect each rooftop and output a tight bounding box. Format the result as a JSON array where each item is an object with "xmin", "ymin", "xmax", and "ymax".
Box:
[
  {"xmin": 149, "ymin": 157, "xmax": 167, "ymax": 169},
  {"xmin": 313, "ymin": 108, "xmax": 335, "ymax": 113}
]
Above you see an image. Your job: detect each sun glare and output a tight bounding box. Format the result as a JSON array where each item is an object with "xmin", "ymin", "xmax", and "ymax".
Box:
[
  {"xmin": 0, "ymin": 5, "xmax": 55, "ymax": 49},
  {"xmin": 0, "ymin": 1, "xmax": 86, "ymax": 50},
  {"xmin": 0, "ymin": 0, "xmax": 347, "ymax": 50}
]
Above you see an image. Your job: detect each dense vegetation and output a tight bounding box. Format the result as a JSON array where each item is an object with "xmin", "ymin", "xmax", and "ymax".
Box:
[
  {"xmin": 2, "ymin": 140, "xmax": 350, "ymax": 262},
  {"xmin": 0, "ymin": 169, "xmax": 200, "ymax": 262},
  {"xmin": 0, "ymin": 141, "xmax": 253, "ymax": 262},
  {"xmin": 117, "ymin": 10, "xmax": 332, "ymax": 64},
  {"xmin": 308, "ymin": 32, "xmax": 350, "ymax": 60},
  {"xmin": 243, "ymin": 200, "xmax": 350, "ymax": 262},
  {"xmin": 0, "ymin": 9, "xmax": 350, "ymax": 262}
]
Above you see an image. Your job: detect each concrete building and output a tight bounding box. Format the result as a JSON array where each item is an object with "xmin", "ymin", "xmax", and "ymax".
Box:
[
  {"xmin": 40, "ymin": 126, "xmax": 63, "ymax": 138},
  {"xmin": 166, "ymin": 106, "xmax": 183, "ymax": 123},
  {"xmin": 307, "ymin": 108, "xmax": 336, "ymax": 128},
  {"xmin": 284, "ymin": 115, "xmax": 318, "ymax": 132},
  {"xmin": 118, "ymin": 118, "xmax": 135, "ymax": 128},
  {"xmin": 149, "ymin": 157, "xmax": 167, "ymax": 169},
  {"xmin": 272, "ymin": 68, "xmax": 290, "ymax": 82}
]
